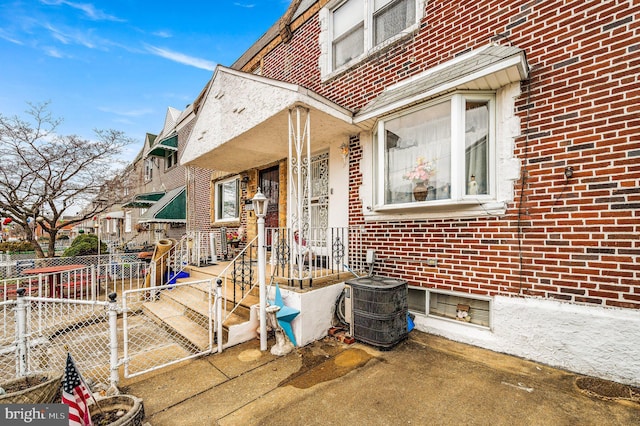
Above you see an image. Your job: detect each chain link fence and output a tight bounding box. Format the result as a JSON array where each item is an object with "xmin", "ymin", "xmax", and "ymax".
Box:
[
  {"xmin": 0, "ymin": 296, "xmax": 116, "ymax": 390},
  {"xmin": 0, "ymin": 279, "xmax": 221, "ymax": 392},
  {"xmin": 122, "ymin": 280, "xmax": 221, "ymax": 379}
]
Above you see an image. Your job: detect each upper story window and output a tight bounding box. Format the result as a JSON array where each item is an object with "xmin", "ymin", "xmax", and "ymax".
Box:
[
  {"xmin": 215, "ymin": 177, "xmax": 240, "ymax": 222},
  {"xmin": 166, "ymin": 151, "xmax": 178, "ymax": 170},
  {"xmin": 324, "ymin": 0, "xmax": 422, "ymax": 75},
  {"xmin": 375, "ymin": 93, "xmax": 494, "ymax": 208},
  {"xmin": 125, "ymin": 211, "xmax": 132, "ymax": 233},
  {"xmin": 144, "ymin": 158, "xmax": 154, "ymax": 182},
  {"xmin": 373, "ymin": 0, "xmax": 416, "ymax": 45}
]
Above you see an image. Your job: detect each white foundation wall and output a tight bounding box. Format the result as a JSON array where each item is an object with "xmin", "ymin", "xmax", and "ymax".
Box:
[
  {"xmin": 414, "ymin": 295, "xmax": 640, "ymax": 386},
  {"xmin": 273, "ymin": 284, "xmax": 344, "ymax": 348}
]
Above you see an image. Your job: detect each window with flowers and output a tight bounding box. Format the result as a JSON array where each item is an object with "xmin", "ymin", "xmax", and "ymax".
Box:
[{"xmin": 375, "ymin": 93, "xmax": 493, "ymax": 206}]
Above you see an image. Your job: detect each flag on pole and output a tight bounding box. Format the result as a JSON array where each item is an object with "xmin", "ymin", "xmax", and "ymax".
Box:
[{"xmin": 61, "ymin": 352, "xmax": 93, "ymax": 426}]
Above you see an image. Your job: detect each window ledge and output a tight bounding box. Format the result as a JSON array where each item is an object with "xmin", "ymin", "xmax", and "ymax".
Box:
[
  {"xmin": 364, "ymin": 200, "xmax": 507, "ymax": 220},
  {"xmin": 215, "ymin": 219, "xmax": 240, "ymax": 224}
]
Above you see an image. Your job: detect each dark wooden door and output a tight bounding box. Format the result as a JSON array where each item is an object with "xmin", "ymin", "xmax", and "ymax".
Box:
[{"xmin": 259, "ymin": 166, "xmax": 279, "ymax": 246}]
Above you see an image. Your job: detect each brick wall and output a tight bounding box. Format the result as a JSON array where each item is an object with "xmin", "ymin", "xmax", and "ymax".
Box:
[{"xmin": 258, "ymin": 0, "xmax": 640, "ymax": 308}]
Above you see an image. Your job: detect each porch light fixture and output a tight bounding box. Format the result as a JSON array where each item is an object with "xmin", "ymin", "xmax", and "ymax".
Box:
[
  {"xmin": 339, "ymin": 142, "xmax": 349, "ymax": 165},
  {"xmin": 251, "ymin": 188, "xmax": 269, "ymax": 217},
  {"xmin": 252, "ymin": 188, "xmax": 269, "ymax": 351}
]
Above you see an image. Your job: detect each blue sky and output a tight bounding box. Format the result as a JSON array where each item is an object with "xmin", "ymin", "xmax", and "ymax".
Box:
[{"xmin": 0, "ymin": 0, "xmax": 290, "ymax": 162}]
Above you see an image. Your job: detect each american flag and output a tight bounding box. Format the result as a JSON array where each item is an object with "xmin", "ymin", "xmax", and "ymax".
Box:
[{"xmin": 61, "ymin": 353, "xmax": 93, "ymax": 426}]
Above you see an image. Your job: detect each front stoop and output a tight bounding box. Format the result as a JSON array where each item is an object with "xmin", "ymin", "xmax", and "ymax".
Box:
[{"xmin": 140, "ymin": 265, "xmax": 259, "ymax": 352}]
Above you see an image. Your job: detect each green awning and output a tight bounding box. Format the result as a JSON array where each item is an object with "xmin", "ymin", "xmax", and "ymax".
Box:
[
  {"xmin": 122, "ymin": 191, "xmax": 165, "ymax": 208},
  {"xmin": 148, "ymin": 134, "xmax": 178, "ymax": 157},
  {"xmin": 138, "ymin": 186, "xmax": 186, "ymax": 223}
]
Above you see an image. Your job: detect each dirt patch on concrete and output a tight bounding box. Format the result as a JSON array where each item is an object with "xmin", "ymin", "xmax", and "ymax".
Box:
[
  {"xmin": 278, "ymin": 344, "xmax": 373, "ymax": 389},
  {"xmin": 575, "ymin": 376, "xmax": 640, "ymax": 402}
]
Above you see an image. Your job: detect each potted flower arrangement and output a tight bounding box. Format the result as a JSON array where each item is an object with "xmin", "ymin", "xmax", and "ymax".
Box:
[
  {"xmin": 226, "ymin": 229, "xmax": 242, "ymax": 248},
  {"xmin": 403, "ymin": 157, "xmax": 435, "ymax": 201}
]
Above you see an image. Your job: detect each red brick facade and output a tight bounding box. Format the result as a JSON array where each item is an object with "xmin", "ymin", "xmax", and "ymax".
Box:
[{"xmin": 242, "ymin": 1, "xmax": 639, "ymax": 309}]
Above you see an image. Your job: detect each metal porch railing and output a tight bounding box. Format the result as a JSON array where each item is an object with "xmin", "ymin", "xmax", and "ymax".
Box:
[{"xmin": 268, "ymin": 226, "xmax": 364, "ymax": 288}]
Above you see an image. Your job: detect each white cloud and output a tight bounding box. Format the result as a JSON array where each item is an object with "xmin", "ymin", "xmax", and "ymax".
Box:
[
  {"xmin": 146, "ymin": 45, "xmax": 216, "ymax": 71},
  {"xmin": 0, "ymin": 30, "xmax": 23, "ymax": 45},
  {"xmin": 44, "ymin": 47, "xmax": 65, "ymax": 58},
  {"xmin": 40, "ymin": 0, "xmax": 125, "ymax": 22},
  {"xmin": 43, "ymin": 23, "xmax": 98, "ymax": 49},
  {"xmin": 152, "ymin": 30, "xmax": 172, "ymax": 38},
  {"xmin": 233, "ymin": 2, "xmax": 255, "ymax": 8},
  {"xmin": 98, "ymin": 107, "xmax": 154, "ymax": 118}
]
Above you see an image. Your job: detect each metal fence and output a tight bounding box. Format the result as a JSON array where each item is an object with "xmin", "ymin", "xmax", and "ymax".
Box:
[
  {"xmin": 1, "ymin": 294, "xmax": 118, "ymax": 390},
  {"xmin": 1, "ymin": 262, "xmax": 147, "ymax": 303},
  {"xmin": 1, "ymin": 280, "xmax": 222, "ymax": 391},
  {"xmin": 122, "ymin": 279, "xmax": 222, "ymax": 379},
  {"xmin": 0, "ymin": 252, "xmax": 145, "ymax": 280},
  {"xmin": 268, "ymin": 226, "xmax": 364, "ymax": 287}
]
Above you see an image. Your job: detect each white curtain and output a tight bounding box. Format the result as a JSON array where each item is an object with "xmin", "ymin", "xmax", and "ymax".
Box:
[
  {"xmin": 385, "ymin": 101, "xmax": 451, "ymax": 204},
  {"xmin": 464, "ymin": 102, "xmax": 489, "ymax": 195}
]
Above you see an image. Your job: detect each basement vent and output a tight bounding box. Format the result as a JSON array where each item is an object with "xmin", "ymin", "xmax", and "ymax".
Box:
[{"xmin": 429, "ymin": 292, "xmax": 490, "ymax": 328}]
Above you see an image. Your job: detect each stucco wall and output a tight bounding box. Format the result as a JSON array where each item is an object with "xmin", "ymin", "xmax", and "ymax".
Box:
[{"xmin": 415, "ymin": 295, "xmax": 640, "ymax": 386}]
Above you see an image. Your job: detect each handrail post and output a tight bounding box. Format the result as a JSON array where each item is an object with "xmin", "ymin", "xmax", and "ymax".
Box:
[
  {"xmin": 107, "ymin": 292, "xmax": 120, "ymax": 392},
  {"xmin": 216, "ymin": 279, "xmax": 223, "ymax": 353},
  {"xmin": 15, "ymin": 288, "xmax": 27, "ymax": 377}
]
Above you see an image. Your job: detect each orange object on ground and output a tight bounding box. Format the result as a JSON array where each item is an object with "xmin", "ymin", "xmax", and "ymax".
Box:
[{"xmin": 143, "ymin": 239, "xmax": 175, "ymax": 288}]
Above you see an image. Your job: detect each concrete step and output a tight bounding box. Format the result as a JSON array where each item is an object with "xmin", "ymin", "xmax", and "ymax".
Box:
[
  {"xmin": 141, "ymin": 300, "xmax": 210, "ymax": 352},
  {"xmin": 143, "ymin": 284, "xmax": 253, "ymax": 348},
  {"xmin": 163, "ymin": 285, "xmax": 209, "ymax": 312},
  {"xmin": 140, "ymin": 263, "xmax": 263, "ymax": 349}
]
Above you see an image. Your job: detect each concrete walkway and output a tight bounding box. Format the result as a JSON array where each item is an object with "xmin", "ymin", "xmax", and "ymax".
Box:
[{"xmin": 122, "ymin": 331, "xmax": 639, "ymax": 425}]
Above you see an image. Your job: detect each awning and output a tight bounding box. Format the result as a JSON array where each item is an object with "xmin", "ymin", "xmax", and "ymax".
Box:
[
  {"xmin": 355, "ymin": 44, "xmax": 529, "ymax": 125},
  {"xmin": 148, "ymin": 134, "xmax": 178, "ymax": 157},
  {"xmin": 138, "ymin": 186, "xmax": 186, "ymax": 223},
  {"xmin": 181, "ymin": 66, "xmax": 363, "ymax": 173},
  {"xmin": 122, "ymin": 191, "xmax": 165, "ymax": 208},
  {"xmin": 99, "ymin": 211, "xmax": 124, "ymax": 220}
]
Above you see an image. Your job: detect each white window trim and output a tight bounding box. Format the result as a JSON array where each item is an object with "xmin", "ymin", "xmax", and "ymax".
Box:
[
  {"xmin": 144, "ymin": 158, "xmax": 154, "ymax": 182},
  {"xmin": 215, "ymin": 176, "xmax": 241, "ymax": 223},
  {"xmin": 360, "ymin": 82, "xmax": 522, "ymax": 220},
  {"xmin": 165, "ymin": 151, "xmax": 178, "ymax": 170},
  {"xmin": 320, "ymin": 0, "xmax": 426, "ymax": 80},
  {"xmin": 373, "ymin": 92, "xmax": 496, "ymax": 209},
  {"xmin": 125, "ymin": 211, "xmax": 132, "ymax": 233}
]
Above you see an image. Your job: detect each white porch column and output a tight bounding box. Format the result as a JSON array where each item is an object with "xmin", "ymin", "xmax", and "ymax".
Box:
[{"xmin": 288, "ymin": 106, "xmax": 312, "ymax": 279}]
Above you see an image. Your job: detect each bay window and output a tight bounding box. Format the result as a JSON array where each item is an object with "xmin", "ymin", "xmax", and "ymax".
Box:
[
  {"xmin": 375, "ymin": 93, "xmax": 494, "ymax": 207},
  {"xmin": 215, "ymin": 177, "xmax": 240, "ymax": 222}
]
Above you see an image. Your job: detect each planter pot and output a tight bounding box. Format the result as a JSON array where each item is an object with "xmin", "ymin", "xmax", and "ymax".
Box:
[
  {"xmin": 0, "ymin": 372, "xmax": 62, "ymax": 404},
  {"xmin": 89, "ymin": 394, "xmax": 145, "ymax": 426},
  {"xmin": 413, "ymin": 181, "xmax": 428, "ymax": 201}
]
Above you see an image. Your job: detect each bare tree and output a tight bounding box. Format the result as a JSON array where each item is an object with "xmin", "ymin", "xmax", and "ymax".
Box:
[{"xmin": 0, "ymin": 102, "xmax": 135, "ymax": 257}]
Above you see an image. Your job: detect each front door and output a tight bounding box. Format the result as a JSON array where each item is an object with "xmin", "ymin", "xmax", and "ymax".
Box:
[{"xmin": 259, "ymin": 166, "xmax": 279, "ymax": 246}]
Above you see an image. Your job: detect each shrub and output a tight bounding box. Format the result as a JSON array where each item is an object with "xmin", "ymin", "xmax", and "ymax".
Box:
[
  {"xmin": 0, "ymin": 241, "xmax": 35, "ymax": 253},
  {"xmin": 62, "ymin": 234, "xmax": 107, "ymax": 257}
]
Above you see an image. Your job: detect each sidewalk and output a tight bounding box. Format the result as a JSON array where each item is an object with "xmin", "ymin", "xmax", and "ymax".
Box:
[{"xmin": 122, "ymin": 331, "xmax": 640, "ymax": 425}]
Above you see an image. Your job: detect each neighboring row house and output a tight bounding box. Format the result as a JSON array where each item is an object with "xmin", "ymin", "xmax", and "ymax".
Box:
[
  {"xmin": 83, "ymin": 106, "xmax": 202, "ymax": 250},
  {"xmin": 178, "ymin": 0, "xmax": 639, "ymax": 386}
]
